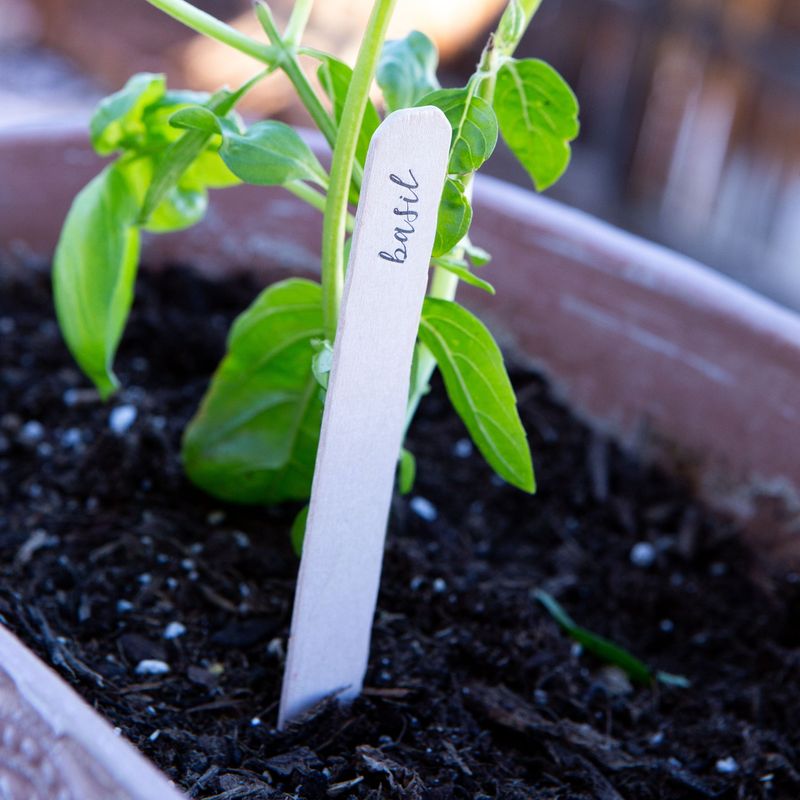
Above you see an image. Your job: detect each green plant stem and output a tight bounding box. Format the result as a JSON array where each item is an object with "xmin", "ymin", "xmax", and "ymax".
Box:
[
  {"xmin": 320, "ymin": 0, "xmax": 398, "ymax": 339},
  {"xmin": 216, "ymin": 66, "xmax": 275, "ymax": 114},
  {"xmin": 404, "ymin": 262, "xmax": 460, "ymax": 432},
  {"xmin": 285, "ymin": 58, "xmax": 340, "ymax": 147},
  {"xmin": 405, "ymin": 173, "xmax": 477, "ymax": 430},
  {"xmin": 475, "ymin": 36, "xmax": 500, "ymax": 104},
  {"xmin": 495, "ymin": 0, "xmax": 543, "ymax": 58},
  {"xmin": 284, "ymin": 0, "xmax": 314, "ymax": 45},
  {"xmin": 520, "ymin": 0, "xmax": 544, "ymax": 25},
  {"xmin": 254, "ymin": 3, "xmax": 338, "ymax": 146},
  {"xmin": 284, "ymin": 181, "xmax": 327, "ymax": 213},
  {"xmin": 297, "ymin": 45, "xmax": 330, "ymax": 60},
  {"xmin": 144, "ymin": 0, "xmax": 278, "ymax": 63},
  {"xmin": 406, "ymin": 0, "xmax": 542, "ymax": 431},
  {"xmin": 254, "ymin": 3, "xmax": 364, "ymax": 194},
  {"xmin": 285, "ymin": 182, "xmax": 355, "ymax": 231}
]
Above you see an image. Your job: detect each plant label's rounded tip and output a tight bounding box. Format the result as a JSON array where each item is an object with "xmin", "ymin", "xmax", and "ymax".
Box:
[
  {"xmin": 375, "ymin": 105, "xmax": 451, "ymax": 153},
  {"xmin": 408, "ymin": 103, "xmax": 450, "ymax": 127}
]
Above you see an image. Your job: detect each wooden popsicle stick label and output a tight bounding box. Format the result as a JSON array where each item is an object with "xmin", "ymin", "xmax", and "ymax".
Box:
[{"xmin": 279, "ymin": 107, "xmax": 450, "ymax": 727}]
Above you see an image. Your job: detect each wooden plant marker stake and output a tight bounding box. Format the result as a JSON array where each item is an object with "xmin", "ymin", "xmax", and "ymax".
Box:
[{"xmin": 279, "ymin": 107, "xmax": 450, "ymax": 727}]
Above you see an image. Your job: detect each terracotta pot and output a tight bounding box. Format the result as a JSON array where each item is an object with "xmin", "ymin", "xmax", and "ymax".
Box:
[{"xmin": 1, "ymin": 122, "xmax": 799, "ymax": 794}]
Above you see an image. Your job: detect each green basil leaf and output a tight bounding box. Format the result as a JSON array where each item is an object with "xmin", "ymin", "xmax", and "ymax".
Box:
[
  {"xmin": 419, "ymin": 299, "xmax": 534, "ymax": 492},
  {"xmin": 433, "ymin": 258, "xmax": 495, "ymax": 295},
  {"xmin": 144, "ymin": 183, "xmax": 208, "ymax": 233},
  {"xmin": 291, "ymin": 504, "xmax": 309, "ymax": 556},
  {"xmin": 317, "ymin": 55, "xmax": 380, "ymax": 167},
  {"xmin": 418, "ymin": 87, "xmax": 498, "ymax": 175},
  {"xmin": 140, "ymin": 107, "xmax": 238, "ymax": 224},
  {"xmin": 90, "ymin": 73, "xmax": 167, "ymax": 156},
  {"xmin": 398, "ymin": 448, "xmax": 416, "ymax": 495},
  {"xmin": 377, "ymin": 30, "xmax": 440, "ymax": 113},
  {"xmin": 433, "ymin": 178, "xmax": 471, "ymax": 257},
  {"xmin": 53, "ymin": 165, "xmax": 141, "ymax": 400},
  {"xmin": 169, "ymin": 106, "xmax": 222, "ymax": 135},
  {"xmin": 184, "ymin": 149, "xmax": 240, "ymax": 189},
  {"xmin": 464, "ymin": 241, "xmax": 491, "ymax": 267},
  {"xmin": 310, "ymin": 338, "xmax": 334, "ymax": 392},
  {"xmin": 139, "ymin": 129, "xmax": 212, "ymax": 224},
  {"xmin": 494, "ymin": 58, "xmax": 579, "ymax": 191},
  {"xmin": 115, "ymin": 153, "xmax": 205, "ymax": 233},
  {"xmin": 141, "ymin": 92, "xmax": 218, "ymax": 150},
  {"xmin": 219, "ymin": 120, "xmax": 328, "ymax": 187},
  {"xmin": 159, "ymin": 89, "xmax": 213, "ymax": 108},
  {"xmin": 182, "ymin": 279, "xmax": 325, "ymax": 505}
]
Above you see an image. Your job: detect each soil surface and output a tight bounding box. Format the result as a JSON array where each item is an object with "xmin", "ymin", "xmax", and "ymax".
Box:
[{"xmin": 1, "ymin": 264, "xmax": 799, "ymax": 800}]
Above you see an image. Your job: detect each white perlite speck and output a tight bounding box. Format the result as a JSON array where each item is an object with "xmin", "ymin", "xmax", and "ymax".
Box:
[
  {"xmin": 135, "ymin": 659, "xmax": 170, "ymax": 676},
  {"xmin": 410, "ymin": 496, "xmax": 437, "ymax": 522},
  {"xmin": 266, "ymin": 638, "xmax": 285, "ymax": 659},
  {"xmin": 164, "ymin": 621, "xmax": 186, "ymax": 640},
  {"xmin": 37, "ymin": 442, "xmax": 53, "ymax": 458},
  {"xmin": 59, "ymin": 428, "xmax": 83, "ymax": 447},
  {"xmin": 109, "ymin": 404, "xmax": 137, "ymax": 435},
  {"xmin": 19, "ymin": 420, "xmax": 44, "ymax": 445},
  {"xmin": 715, "ymin": 757, "xmax": 739, "ymax": 774},
  {"xmin": 15, "ymin": 528, "xmax": 58, "ymax": 565},
  {"xmin": 453, "ymin": 438, "xmax": 473, "ymax": 458},
  {"xmin": 630, "ymin": 542, "xmax": 657, "ymax": 568}
]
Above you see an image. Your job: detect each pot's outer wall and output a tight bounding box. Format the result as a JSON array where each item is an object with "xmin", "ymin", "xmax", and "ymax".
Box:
[
  {"xmin": 467, "ymin": 179, "xmax": 800, "ymax": 568},
  {"xmin": 0, "ymin": 623, "xmax": 186, "ymax": 799},
  {"xmin": 2, "ymin": 124, "xmax": 799, "ymax": 567}
]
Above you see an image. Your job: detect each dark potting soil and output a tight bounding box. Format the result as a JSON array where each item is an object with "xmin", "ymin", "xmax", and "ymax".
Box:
[{"xmin": 1, "ymin": 263, "xmax": 799, "ymax": 800}]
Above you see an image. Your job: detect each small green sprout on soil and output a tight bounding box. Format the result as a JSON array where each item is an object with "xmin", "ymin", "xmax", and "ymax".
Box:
[
  {"xmin": 53, "ymin": 0, "xmax": 579, "ymax": 522},
  {"xmin": 535, "ymin": 590, "xmax": 690, "ymax": 688}
]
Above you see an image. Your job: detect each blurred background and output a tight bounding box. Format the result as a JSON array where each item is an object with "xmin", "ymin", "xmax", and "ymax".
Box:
[{"xmin": 2, "ymin": 0, "xmax": 799, "ymax": 307}]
